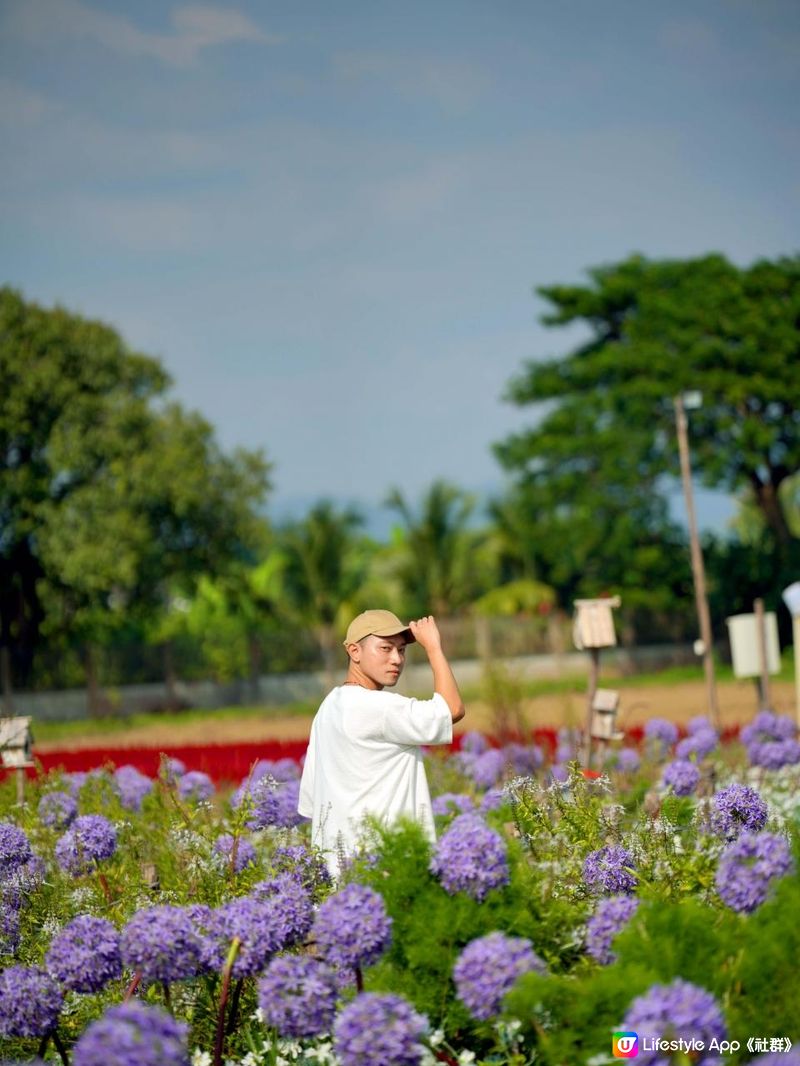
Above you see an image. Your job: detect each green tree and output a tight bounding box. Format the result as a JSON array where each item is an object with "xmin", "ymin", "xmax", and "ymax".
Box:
[
  {"xmin": 384, "ymin": 480, "xmax": 491, "ymax": 618},
  {"xmin": 0, "ymin": 288, "xmax": 271, "ymax": 703},
  {"xmin": 498, "ymin": 253, "xmax": 800, "ymax": 548},
  {"xmin": 279, "ymin": 501, "xmax": 370, "ymax": 679}
]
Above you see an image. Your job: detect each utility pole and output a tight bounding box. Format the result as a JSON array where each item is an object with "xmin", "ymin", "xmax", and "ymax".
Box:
[{"xmin": 674, "ymin": 393, "xmax": 720, "ymax": 729}]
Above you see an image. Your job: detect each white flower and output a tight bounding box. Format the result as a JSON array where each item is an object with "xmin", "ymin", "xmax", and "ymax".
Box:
[
  {"xmin": 191, "ymin": 1051, "xmax": 212, "ymax": 1066},
  {"xmin": 457, "ymin": 1052, "xmax": 477, "ymax": 1065},
  {"xmin": 429, "ymin": 1028, "xmax": 445, "ymax": 1048}
]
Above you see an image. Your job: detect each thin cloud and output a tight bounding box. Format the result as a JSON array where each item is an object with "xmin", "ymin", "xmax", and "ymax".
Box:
[
  {"xmin": 2, "ymin": 0, "xmax": 281, "ymax": 67},
  {"xmin": 0, "ymin": 79, "xmax": 63, "ymax": 128}
]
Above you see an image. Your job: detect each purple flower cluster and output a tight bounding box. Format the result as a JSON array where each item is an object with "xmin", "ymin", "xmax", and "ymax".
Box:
[
  {"xmin": 113, "ymin": 765, "xmax": 154, "ymax": 811},
  {"xmin": 616, "ymin": 748, "xmax": 641, "ymax": 773},
  {"xmin": 586, "ymin": 895, "xmax": 640, "ymax": 964},
  {"xmin": 676, "ymin": 726, "xmax": 718, "ymax": 761},
  {"xmin": 121, "ymin": 905, "xmax": 204, "ymax": 982},
  {"xmin": 72, "ymin": 1002, "xmax": 189, "ymax": 1066},
  {"xmin": 251, "ymin": 872, "xmax": 314, "ymax": 944},
  {"xmin": 0, "ymin": 823, "xmax": 32, "ymax": 877},
  {"xmin": 177, "ymin": 770, "xmax": 215, "ymax": 802},
  {"xmin": 214, "ymin": 833, "xmax": 257, "ymax": 872},
  {"xmin": 200, "ymin": 895, "xmax": 292, "ymax": 978},
  {"xmin": 46, "ymin": 915, "xmax": 122, "ymax": 992},
  {"xmin": 503, "ymin": 742, "xmax": 544, "ymax": 776},
  {"xmin": 271, "ymin": 844, "xmax": 332, "ymax": 894},
  {"xmin": 460, "ymin": 731, "xmax": 490, "ymax": 755},
  {"xmin": 741, "ymin": 712, "xmax": 800, "ymax": 770},
  {"xmin": 1, "ymin": 897, "xmax": 21, "ymax": 952},
  {"xmin": 312, "ymin": 883, "xmax": 392, "ymax": 969},
  {"xmin": 235, "ymin": 775, "xmax": 304, "ymax": 829},
  {"xmin": 583, "ymin": 844, "xmax": 637, "ymax": 895},
  {"xmin": 716, "ymin": 831, "xmax": 793, "ymax": 913},
  {"xmin": 431, "ymin": 814, "xmax": 509, "ymax": 901},
  {"xmin": 161, "ymin": 757, "xmax": 186, "ymax": 781},
  {"xmin": 257, "ymin": 954, "xmax": 338, "ymax": 1038},
  {"xmin": 480, "ymin": 788, "xmax": 507, "ymax": 813},
  {"xmin": 0, "ymin": 964, "xmax": 63, "ymax": 1037},
  {"xmin": 644, "ymin": 718, "xmax": 679, "ymax": 750},
  {"xmin": 661, "ymin": 759, "xmax": 701, "ymax": 797},
  {"xmin": 453, "ymin": 931, "xmax": 545, "ymax": 1020},
  {"xmin": 334, "ymin": 992, "xmax": 428, "ymax": 1066},
  {"xmin": 431, "ymin": 792, "xmax": 474, "ymax": 817},
  {"xmin": 468, "ymin": 748, "xmax": 507, "ymax": 788},
  {"xmin": 622, "ymin": 978, "xmax": 726, "ymax": 1066},
  {"xmin": 38, "ymin": 791, "xmax": 78, "ymax": 829},
  {"xmin": 55, "ymin": 814, "xmax": 117, "ymax": 876},
  {"xmin": 709, "ymin": 784, "xmax": 768, "ymax": 840}
]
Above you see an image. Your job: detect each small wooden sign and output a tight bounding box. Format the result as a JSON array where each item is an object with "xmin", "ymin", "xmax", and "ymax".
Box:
[{"xmin": 0, "ymin": 717, "xmax": 35, "ymax": 769}]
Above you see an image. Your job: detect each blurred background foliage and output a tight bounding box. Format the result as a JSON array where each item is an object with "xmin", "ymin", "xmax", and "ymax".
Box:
[{"xmin": 1, "ymin": 249, "xmax": 798, "ymax": 702}]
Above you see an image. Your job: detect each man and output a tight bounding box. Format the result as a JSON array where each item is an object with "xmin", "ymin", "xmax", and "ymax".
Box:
[{"xmin": 297, "ymin": 610, "xmax": 465, "ymax": 875}]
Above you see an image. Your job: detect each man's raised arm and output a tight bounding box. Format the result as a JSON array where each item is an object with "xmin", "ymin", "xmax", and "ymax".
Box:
[{"xmin": 408, "ymin": 616, "xmax": 466, "ymax": 723}]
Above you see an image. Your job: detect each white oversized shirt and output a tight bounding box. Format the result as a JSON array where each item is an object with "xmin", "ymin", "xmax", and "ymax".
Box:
[{"xmin": 297, "ymin": 685, "xmax": 453, "ymax": 874}]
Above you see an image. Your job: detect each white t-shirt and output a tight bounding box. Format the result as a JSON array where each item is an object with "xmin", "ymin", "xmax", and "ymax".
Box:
[{"xmin": 297, "ymin": 685, "xmax": 453, "ymax": 874}]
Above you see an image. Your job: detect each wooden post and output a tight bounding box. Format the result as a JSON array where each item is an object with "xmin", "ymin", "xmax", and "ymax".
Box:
[
  {"xmin": 583, "ymin": 648, "xmax": 600, "ymax": 768},
  {"xmin": 15, "ymin": 767, "xmax": 25, "ymax": 806},
  {"xmin": 753, "ymin": 598, "xmax": 772, "ymax": 711}
]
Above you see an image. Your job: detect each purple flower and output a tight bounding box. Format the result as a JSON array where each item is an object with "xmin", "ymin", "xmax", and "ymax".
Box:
[
  {"xmin": 430, "ymin": 814, "xmax": 509, "ymax": 901},
  {"xmin": 746, "ymin": 739, "xmax": 800, "ymax": 770},
  {"xmin": 269, "ymin": 757, "xmax": 302, "ymax": 781},
  {"xmin": 716, "ymin": 832, "xmax": 794, "ymax": 913},
  {"xmin": 1, "ymin": 900, "xmax": 21, "ymax": 952},
  {"xmin": 622, "ymin": 978, "xmax": 726, "ymax": 1066},
  {"xmin": 38, "ymin": 791, "xmax": 78, "ymax": 829},
  {"xmin": 555, "ymin": 741, "xmax": 575, "ymax": 763},
  {"xmin": 741, "ymin": 711, "xmax": 796, "ymax": 746},
  {"xmin": 709, "ymin": 784, "xmax": 768, "ymax": 840},
  {"xmin": 334, "ymin": 992, "xmax": 428, "ymax": 1066},
  {"xmin": 251, "ymin": 872, "xmax": 314, "ymax": 945},
  {"xmin": 480, "ymin": 788, "xmax": 507, "ymax": 813},
  {"xmin": 586, "ymin": 895, "xmax": 639, "ymax": 965},
  {"xmin": 72, "ymin": 1002, "xmax": 189, "ymax": 1066},
  {"xmin": 0, "ymin": 965, "xmax": 63, "ymax": 1037},
  {"xmin": 749, "ymin": 1055, "xmax": 800, "ymax": 1066},
  {"xmin": 644, "ymin": 718, "xmax": 679, "ymax": 749},
  {"xmin": 431, "ymin": 792, "xmax": 474, "ymax": 817},
  {"xmin": 467, "ymin": 748, "xmax": 506, "ymax": 788},
  {"xmin": 313, "ymin": 883, "xmax": 392, "ymax": 970},
  {"xmin": 54, "ymin": 814, "xmax": 117, "ymax": 876},
  {"xmin": 271, "ymin": 844, "xmax": 332, "ymax": 894},
  {"xmin": 258, "ymin": 954, "xmax": 338, "ymax": 1038},
  {"xmin": 121, "ymin": 906, "xmax": 204, "ymax": 983},
  {"xmin": 676, "ymin": 727, "xmax": 718, "ymax": 761},
  {"xmin": 177, "ymin": 770, "xmax": 215, "ymax": 802},
  {"xmin": 214, "ymin": 834, "xmax": 257, "ymax": 872},
  {"xmin": 687, "ymin": 715, "xmax": 714, "ymax": 735},
  {"xmin": 550, "ymin": 763, "xmax": 569, "ymax": 783},
  {"xmin": 583, "ymin": 845, "xmax": 637, "ymax": 895},
  {"xmin": 616, "ymin": 748, "xmax": 641, "ymax": 773},
  {"xmin": 234, "ymin": 775, "xmax": 304, "ymax": 829},
  {"xmin": 661, "ymin": 759, "xmax": 700, "ymax": 797},
  {"xmin": 160, "ymin": 757, "xmax": 186, "ymax": 782},
  {"xmin": 201, "ymin": 895, "xmax": 291, "ymax": 978},
  {"xmin": 502, "ymin": 742, "xmax": 544, "ymax": 776},
  {"xmin": 46, "ymin": 915, "xmax": 122, "ymax": 992},
  {"xmin": 113, "ymin": 765, "xmax": 153, "ymax": 811},
  {"xmin": 453, "ymin": 931, "xmax": 545, "ymax": 1021},
  {"xmin": 0, "ymin": 823, "xmax": 32, "ymax": 877},
  {"xmin": 460, "ymin": 732, "xmax": 490, "ymax": 755}
]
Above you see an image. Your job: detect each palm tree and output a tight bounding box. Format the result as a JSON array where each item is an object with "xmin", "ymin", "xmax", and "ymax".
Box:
[{"xmin": 384, "ymin": 480, "xmax": 487, "ymax": 617}]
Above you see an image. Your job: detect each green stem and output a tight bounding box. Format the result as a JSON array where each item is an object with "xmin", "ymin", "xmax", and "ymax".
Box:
[{"xmin": 214, "ymin": 937, "xmax": 241, "ymax": 1066}]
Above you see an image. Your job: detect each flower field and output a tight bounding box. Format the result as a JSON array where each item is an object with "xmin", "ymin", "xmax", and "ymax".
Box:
[{"xmin": 2, "ymin": 712, "xmax": 800, "ymax": 1066}]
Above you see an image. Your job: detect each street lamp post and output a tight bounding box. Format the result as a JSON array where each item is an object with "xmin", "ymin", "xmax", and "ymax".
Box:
[{"xmin": 674, "ymin": 392, "xmax": 720, "ymax": 729}]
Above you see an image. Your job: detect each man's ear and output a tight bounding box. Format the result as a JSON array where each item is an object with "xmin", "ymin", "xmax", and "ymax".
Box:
[{"xmin": 345, "ymin": 641, "xmax": 361, "ymax": 663}]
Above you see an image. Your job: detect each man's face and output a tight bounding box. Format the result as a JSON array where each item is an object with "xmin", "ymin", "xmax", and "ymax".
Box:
[{"xmin": 349, "ymin": 632, "xmax": 408, "ymax": 688}]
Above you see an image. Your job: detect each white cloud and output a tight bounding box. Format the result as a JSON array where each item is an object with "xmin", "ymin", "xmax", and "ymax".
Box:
[{"xmin": 2, "ymin": 0, "xmax": 280, "ymax": 67}]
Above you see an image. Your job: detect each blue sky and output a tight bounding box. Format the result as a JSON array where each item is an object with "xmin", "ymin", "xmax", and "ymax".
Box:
[{"xmin": 2, "ymin": 0, "xmax": 798, "ymax": 533}]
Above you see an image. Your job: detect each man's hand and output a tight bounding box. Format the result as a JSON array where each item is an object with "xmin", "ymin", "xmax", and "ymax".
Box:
[
  {"xmin": 408, "ymin": 616, "xmax": 442, "ymax": 654},
  {"xmin": 409, "ymin": 615, "xmax": 465, "ymax": 724}
]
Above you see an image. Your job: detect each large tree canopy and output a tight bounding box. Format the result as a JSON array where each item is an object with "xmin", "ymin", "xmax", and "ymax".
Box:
[
  {"xmin": 497, "ymin": 253, "xmax": 800, "ymax": 549},
  {"xmin": 0, "ymin": 287, "xmax": 271, "ymax": 685}
]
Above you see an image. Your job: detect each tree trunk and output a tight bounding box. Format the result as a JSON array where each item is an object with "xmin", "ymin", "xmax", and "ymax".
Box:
[
  {"xmin": 1, "ymin": 646, "xmax": 14, "ymax": 716},
  {"xmin": 163, "ymin": 640, "xmax": 178, "ymax": 708},
  {"xmin": 248, "ymin": 635, "xmax": 262, "ymax": 703},
  {"xmin": 753, "ymin": 475, "xmax": 792, "ymax": 549},
  {"xmin": 85, "ymin": 644, "xmax": 104, "ymax": 718},
  {"xmin": 317, "ymin": 624, "xmax": 338, "ymax": 691}
]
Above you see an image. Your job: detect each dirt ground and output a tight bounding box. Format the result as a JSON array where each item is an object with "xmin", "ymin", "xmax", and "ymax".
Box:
[{"xmin": 36, "ymin": 678, "xmax": 798, "ymax": 752}]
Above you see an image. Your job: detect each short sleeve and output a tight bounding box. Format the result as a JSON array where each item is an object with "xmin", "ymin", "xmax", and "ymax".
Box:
[{"xmin": 379, "ymin": 692, "xmax": 453, "ymax": 746}]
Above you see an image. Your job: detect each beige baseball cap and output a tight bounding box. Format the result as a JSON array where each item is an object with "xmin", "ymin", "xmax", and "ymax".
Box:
[{"xmin": 343, "ymin": 610, "xmax": 415, "ymax": 646}]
